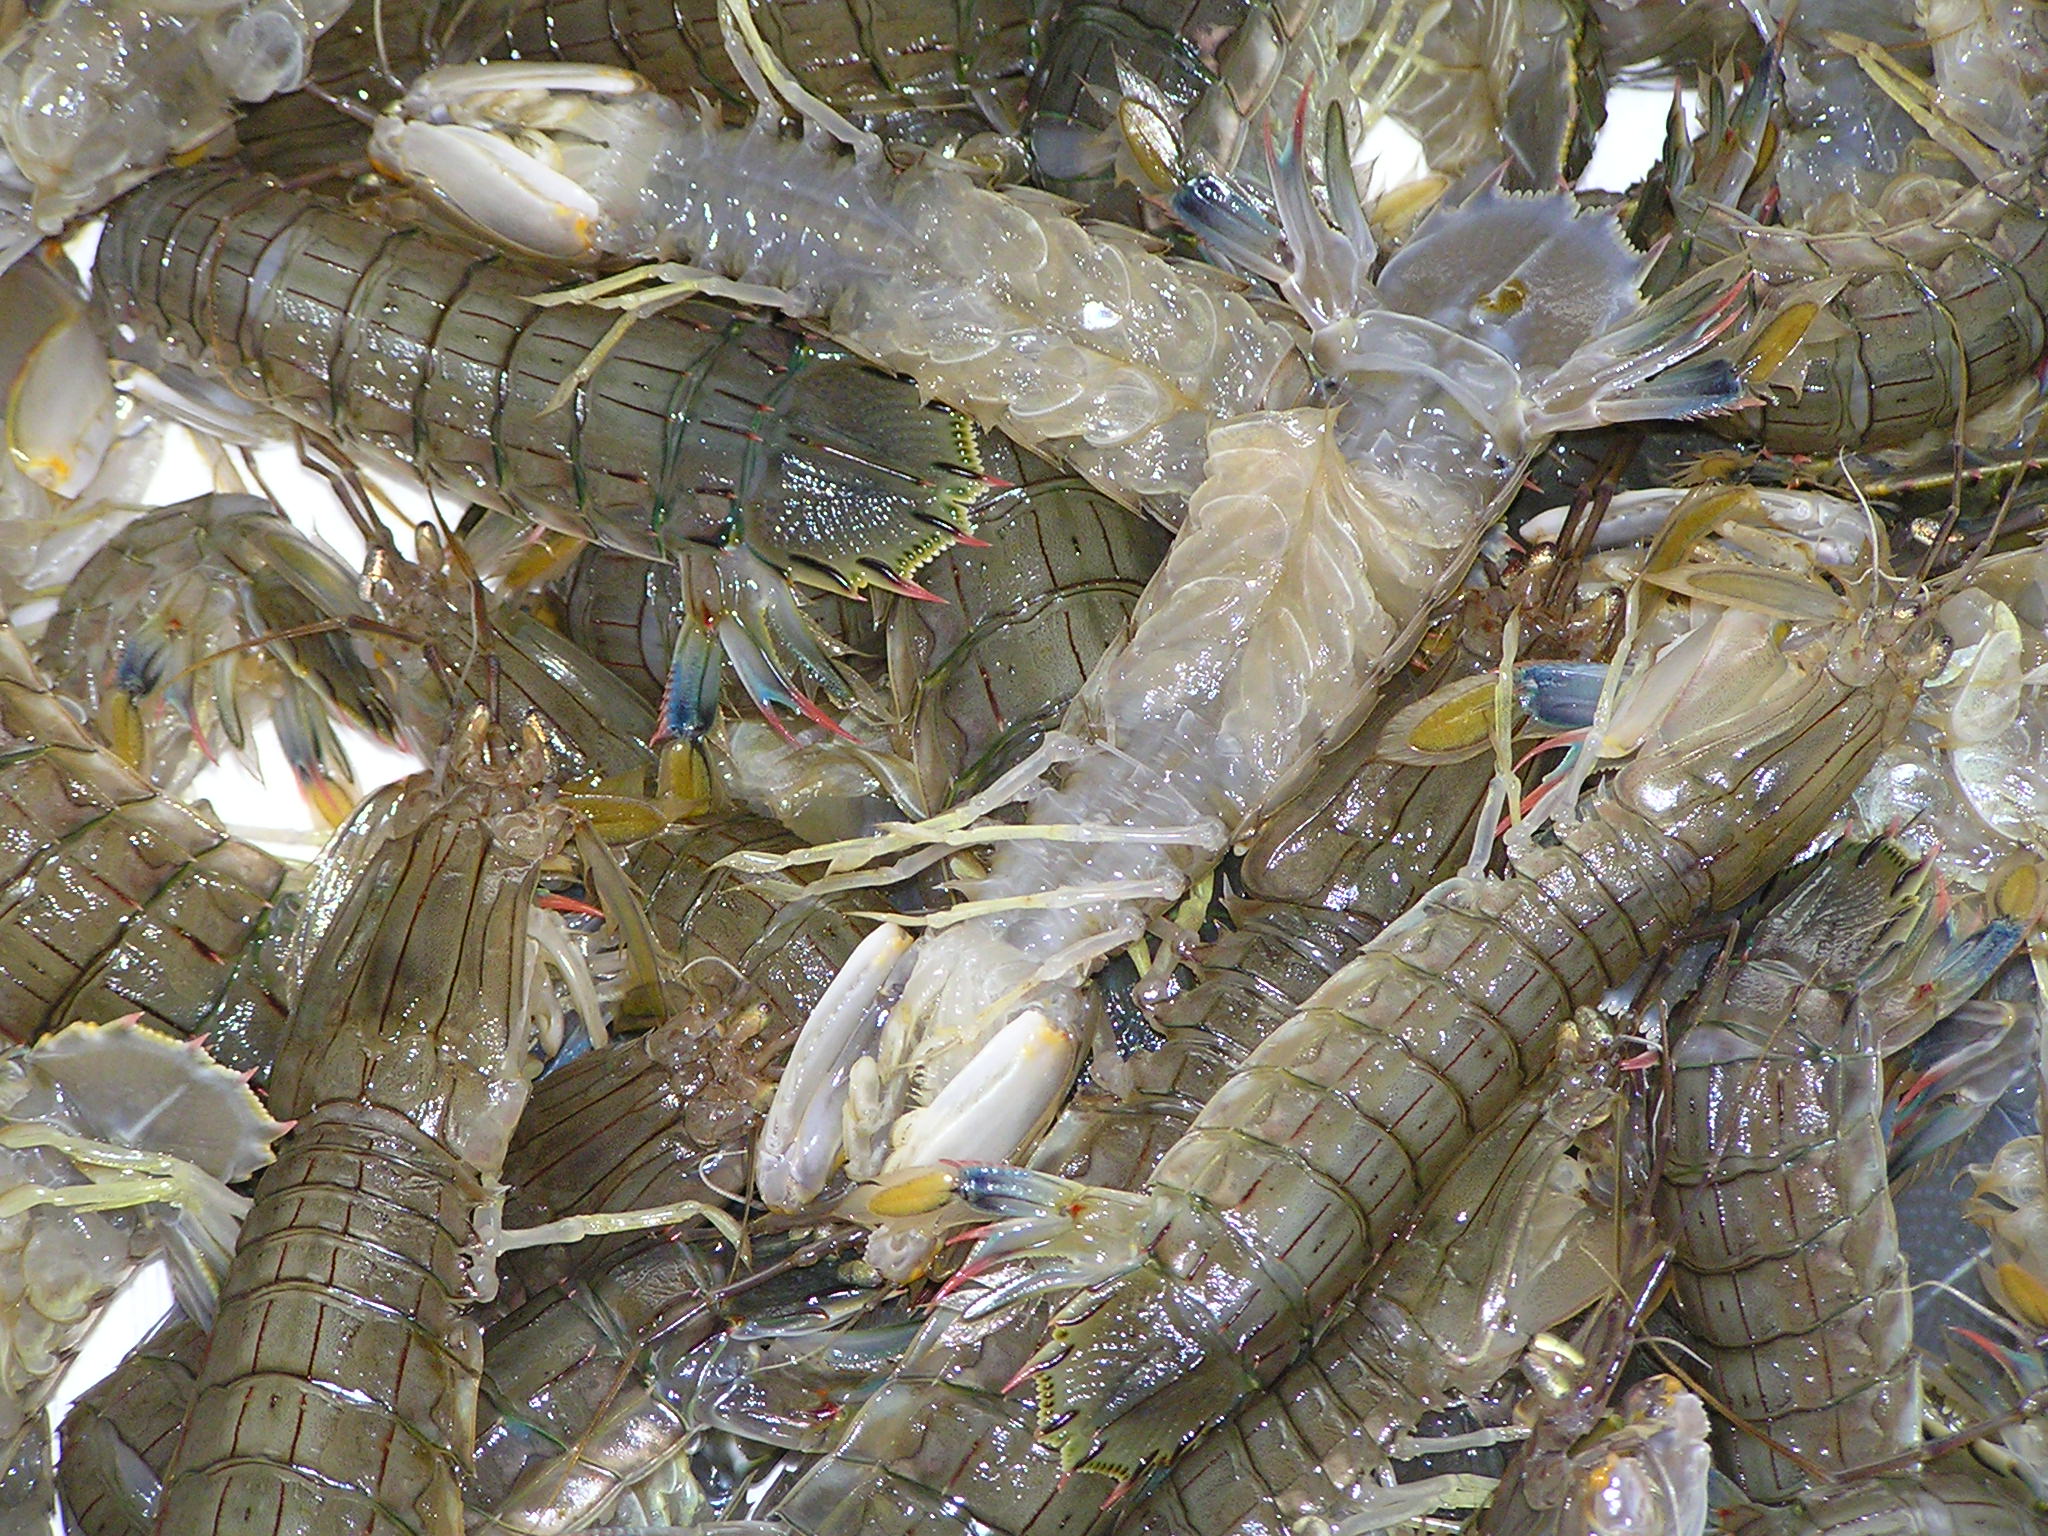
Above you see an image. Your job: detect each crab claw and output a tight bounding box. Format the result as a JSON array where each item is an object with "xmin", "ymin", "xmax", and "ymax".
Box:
[
  {"xmin": 9, "ymin": 285, "xmax": 115, "ymax": 497},
  {"xmin": 370, "ymin": 116, "xmax": 607, "ymax": 261},
  {"xmin": 863, "ymin": 1011, "xmax": 1084, "ymax": 1280}
]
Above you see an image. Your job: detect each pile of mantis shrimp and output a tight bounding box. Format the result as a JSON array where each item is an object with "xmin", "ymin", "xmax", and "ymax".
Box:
[{"xmin": 5, "ymin": 0, "xmax": 2048, "ymax": 1531}]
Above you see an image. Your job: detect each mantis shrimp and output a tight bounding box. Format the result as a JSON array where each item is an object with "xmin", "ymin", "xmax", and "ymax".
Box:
[
  {"xmin": 151, "ymin": 710, "xmax": 705, "ymax": 1536},
  {"xmin": 92, "ymin": 167, "xmax": 987, "ymax": 744},
  {"xmin": 1659, "ymin": 837, "xmax": 2023, "ymax": 1499}
]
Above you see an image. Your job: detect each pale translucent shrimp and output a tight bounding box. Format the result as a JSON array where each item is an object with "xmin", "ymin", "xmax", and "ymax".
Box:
[
  {"xmin": 739, "ymin": 632, "xmax": 1532, "ymax": 1536},
  {"xmin": 810, "ymin": 220, "xmax": 1733, "ymax": 1267},
  {"xmin": 482, "ymin": 588, "xmax": 1623, "ymax": 1536},
  {"xmin": 0, "ymin": 246, "xmax": 163, "ymax": 611},
  {"xmin": 0, "ymin": 0, "xmax": 357, "ymax": 263},
  {"xmin": 372, "ymin": 52, "xmax": 1314, "ymax": 508},
  {"xmin": 0, "ymin": 1020, "xmax": 284, "ymax": 1530}
]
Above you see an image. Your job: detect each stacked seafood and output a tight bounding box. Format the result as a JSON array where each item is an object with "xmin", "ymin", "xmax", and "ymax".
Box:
[{"xmin": 0, "ymin": 0, "xmax": 2041, "ymax": 1532}]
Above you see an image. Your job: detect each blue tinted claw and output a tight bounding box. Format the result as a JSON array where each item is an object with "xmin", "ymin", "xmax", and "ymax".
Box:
[
  {"xmin": 1169, "ymin": 173, "xmax": 1287, "ymax": 283},
  {"xmin": 1516, "ymin": 661, "xmax": 1610, "ymax": 730},
  {"xmin": 654, "ymin": 612, "xmax": 723, "ymax": 745}
]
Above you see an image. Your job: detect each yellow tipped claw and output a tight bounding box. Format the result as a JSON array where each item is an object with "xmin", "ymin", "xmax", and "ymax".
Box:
[
  {"xmin": 1995, "ymin": 1260, "xmax": 2048, "ymax": 1331},
  {"xmin": 1117, "ymin": 96, "xmax": 1182, "ymax": 195},
  {"xmin": 560, "ymin": 789, "xmax": 669, "ymax": 844},
  {"xmin": 493, "ymin": 528, "xmax": 589, "ymax": 593},
  {"xmin": 1400, "ymin": 673, "xmax": 1504, "ymax": 756},
  {"xmin": 865, "ymin": 1166, "xmax": 961, "ymax": 1218},
  {"xmin": 101, "ymin": 691, "xmax": 147, "ymax": 772},
  {"xmin": 658, "ymin": 740, "xmax": 716, "ymax": 822},
  {"xmin": 300, "ymin": 770, "xmax": 360, "ymax": 833},
  {"xmin": 1740, "ymin": 300, "xmax": 1820, "ymax": 389},
  {"xmin": 1371, "ymin": 173, "xmax": 1449, "ymax": 243},
  {"xmin": 1990, "ymin": 855, "xmax": 2046, "ymax": 925}
]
